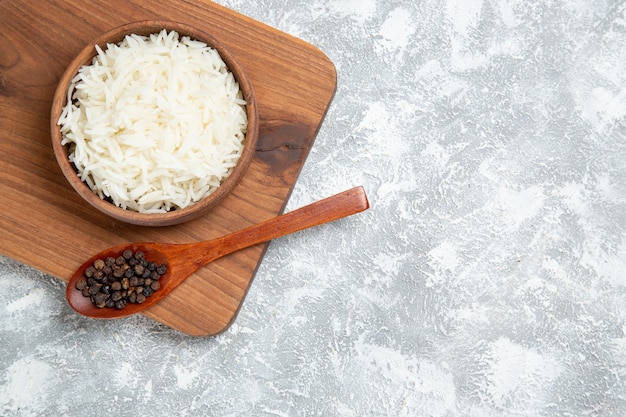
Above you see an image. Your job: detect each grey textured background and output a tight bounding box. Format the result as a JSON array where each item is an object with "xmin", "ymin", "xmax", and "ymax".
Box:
[{"xmin": 2, "ymin": 0, "xmax": 626, "ymax": 416}]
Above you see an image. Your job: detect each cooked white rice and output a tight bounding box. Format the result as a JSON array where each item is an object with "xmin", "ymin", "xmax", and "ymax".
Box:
[{"xmin": 57, "ymin": 29, "xmax": 248, "ymax": 213}]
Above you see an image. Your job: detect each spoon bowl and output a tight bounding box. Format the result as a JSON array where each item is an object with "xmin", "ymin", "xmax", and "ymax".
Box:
[{"xmin": 66, "ymin": 186, "xmax": 369, "ymax": 319}]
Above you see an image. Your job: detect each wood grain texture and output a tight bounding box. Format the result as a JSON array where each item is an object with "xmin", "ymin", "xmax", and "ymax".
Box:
[{"xmin": 0, "ymin": 0, "xmax": 337, "ymax": 336}]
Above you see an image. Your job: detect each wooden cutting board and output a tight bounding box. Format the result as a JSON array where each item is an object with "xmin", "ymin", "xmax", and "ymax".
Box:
[{"xmin": 0, "ymin": 0, "xmax": 337, "ymax": 336}]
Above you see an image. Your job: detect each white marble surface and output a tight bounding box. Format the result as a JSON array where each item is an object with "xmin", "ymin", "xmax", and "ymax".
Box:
[{"xmin": 2, "ymin": 0, "xmax": 626, "ymax": 415}]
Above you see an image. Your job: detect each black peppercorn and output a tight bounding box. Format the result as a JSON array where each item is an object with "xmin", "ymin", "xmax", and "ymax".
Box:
[
  {"xmin": 113, "ymin": 267, "xmax": 124, "ymax": 278},
  {"xmin": 134, "ymin": 264, "xmax": 145, "ymax": 276},
  {"xmin": 94, "ymin": 293, "xmax": 107, "ymax": 308},
  {"xmin": 75, "ymin": 278, "xmax": 88, "ymax": 291},
  {"xmin": 88, "ymin": 284, "xmax": 102, "ymax": 295}
]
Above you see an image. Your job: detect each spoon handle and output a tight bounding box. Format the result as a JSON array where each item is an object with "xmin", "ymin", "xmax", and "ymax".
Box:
[{"xmin": 201, "ymin": 186, "xmax": 369, "ymax": 263}]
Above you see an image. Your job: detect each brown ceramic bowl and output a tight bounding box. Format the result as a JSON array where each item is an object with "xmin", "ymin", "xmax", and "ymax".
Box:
[{"xmin": 50, "ymin": 21, "xmax": 258, "ymax": 227}]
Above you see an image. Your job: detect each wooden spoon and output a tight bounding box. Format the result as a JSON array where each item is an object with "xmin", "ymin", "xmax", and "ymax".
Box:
[{"xmin": 66, "ymin": 186, "xmax": 369, "ymax": 319}]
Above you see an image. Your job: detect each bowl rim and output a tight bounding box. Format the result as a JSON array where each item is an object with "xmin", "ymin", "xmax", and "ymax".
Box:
[{"xmin": 50, "ymin": 20, "xmax": 259, "ymax": 227}]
